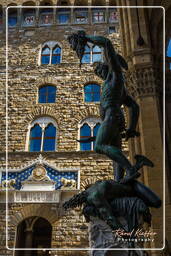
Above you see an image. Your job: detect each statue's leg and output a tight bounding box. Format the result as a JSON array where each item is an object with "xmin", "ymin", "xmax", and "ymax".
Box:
[
  {"xmin": 112, "ymin": 135, "xmax": 125, "ymax": 181},
  {"xmin": 132, "ymin": 181, "xmax": 162, "ymax": 208},
  {"xmin": 94, "ymin": 110, "xmax": 138, "ymax": 181}
]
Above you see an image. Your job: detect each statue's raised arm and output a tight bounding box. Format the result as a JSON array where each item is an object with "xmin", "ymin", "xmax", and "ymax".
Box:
[{"xmin": 68, "ymin": 30, "xmax": 128, "ymax": 71}]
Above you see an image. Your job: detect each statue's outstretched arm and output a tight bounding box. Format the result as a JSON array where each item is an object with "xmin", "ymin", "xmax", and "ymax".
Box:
[
  {"xmin": 85, "ymin": 35, "xmax": 109, "ymax": 47},
  {"xmin": 124, "ymin": 95, "xmax": 140, "ymax": 140}
]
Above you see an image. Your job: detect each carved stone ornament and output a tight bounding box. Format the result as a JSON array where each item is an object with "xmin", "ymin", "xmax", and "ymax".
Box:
[{"xmin": 32, "ymin": 165, "xmax": 47, "ymax": 181}]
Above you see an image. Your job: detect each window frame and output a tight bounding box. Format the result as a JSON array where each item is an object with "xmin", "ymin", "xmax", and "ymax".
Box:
[
  {"xmin": 84, "ymin": 83, "xmax": 101, "ymax": 103},
  {"xmin": 38, "ymin": 85, "xmax": 57, "ymax": 104},
  {"xmin": 92, "ymin": 9, "xmax": 106, "ymax": 24},
  {"xmin": 27, "ymin": 117, "xmax": 57, "ymax": 152},
  {"xmin": 82, "ymin": 43, "xmax": 103, "ymax": 64},
  {"xmin": 40, "ymin": 41, "xmax": 62, "ymax": 65},
  {"xmin": 78, "ymin": 117, "xmax": 101, "ymax": 151}
]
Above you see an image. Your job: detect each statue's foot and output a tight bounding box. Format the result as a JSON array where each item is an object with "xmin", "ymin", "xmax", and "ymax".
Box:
[
  {"xmin": 119, "ymin": 172, "xmax": 141, "ymax": 184},
  {"xmin": 134, "ymin": 155, "xmax": 154, "ymax": 169}
]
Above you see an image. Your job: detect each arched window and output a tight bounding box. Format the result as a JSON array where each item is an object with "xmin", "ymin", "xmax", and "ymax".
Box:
[
  {"xmin": 38, "ymin": 85, "xmax": 56, "ymax": 103},
  {"xmin": 92, "ymin": 45, "xmax": 102, "ymax": 62},
  {"xmin": 29, "ymin": 124, "xmax": 42, "ymax": 152},
  {"xmin": 82, "ymin": 45, "xmax": 91, "ymax": 63},
  {"xmin": 82, "ymin": 44, "xmax": 102, "ymax": 64},
  {"xmin": 28, "ymin": 117, "xmax": 57, "ymax": 152},
  {"xmin": 167, "ymin": 39, "xmax": 171, "ymax": 70},
  {"xmin": 79, "ymin": 117, "xmax": 101, "ymax": 151},
  {"xmin": 41, "ymin": 46, "xmax": 50, "ymax": 64},
  {"xmin": 80, "ymin": 124, "xmax": 91, "ymax": 150},
  {"xmin": 52, "ymin": 46, "xmax": 61, "ymax": 64},
  {"xmin": 8, "ymin": 7, "xmax": 18, "ymax": 27},
  {"xmin": 41, "ymin": 41, "xmax": 62, "ymax": 65},
  {"xmin": 43, "ymin": 123, "xmax": 56, "ymax": 151},
  {"xmin": 84, "ymin": 84, "xmax": 100, "ymax": 102}
]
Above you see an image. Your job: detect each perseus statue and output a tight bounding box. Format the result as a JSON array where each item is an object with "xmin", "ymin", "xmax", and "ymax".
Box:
[{"xmin": 68, "ymin": 31, "xmax": 153, "ymax": 183}]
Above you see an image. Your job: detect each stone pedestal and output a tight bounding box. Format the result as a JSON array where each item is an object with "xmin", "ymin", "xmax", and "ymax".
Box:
[{"xmin": 89, "ymin": 217, "xmax": 145, "ymax": 256}]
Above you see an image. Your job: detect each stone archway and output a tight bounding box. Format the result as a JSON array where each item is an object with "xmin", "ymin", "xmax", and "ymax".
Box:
[
  {"xmin": 15, "ymin": 216, "xmax": 52, "ymax": 256},
  {"xmin": 11, "ymin": 204, "xmax": 58, "ymax": 227}
]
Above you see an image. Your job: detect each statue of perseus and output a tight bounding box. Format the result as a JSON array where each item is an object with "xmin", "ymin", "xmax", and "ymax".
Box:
[
  {"xmin": 64, "ymin": 31, "xmax": 162, "ymax": 254},
  {"xmin": 68, "ymin": 30, "xmax": 153, "ymax": 183}
]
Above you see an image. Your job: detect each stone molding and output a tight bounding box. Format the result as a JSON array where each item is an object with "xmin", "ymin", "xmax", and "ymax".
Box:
[
  {"xmin": 26, "ymin": 105, "xmax": 57, "ymax": 123},
  {"xmin": 126, "ymin": 66, "xmax": 161, "ymax": 98},
  {"xmin": 10, "ymin": 204, "xmax": 59, "ymax": 226}
]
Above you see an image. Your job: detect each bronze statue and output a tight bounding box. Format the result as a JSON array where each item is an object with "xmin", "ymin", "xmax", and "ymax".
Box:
[
  {"xmin": 63, "ymin": 178, "xmax": 161, "ymax": 231},
  {"xmin": 68, "ymin": 31, "xmax": 153, "ymax": 183}
]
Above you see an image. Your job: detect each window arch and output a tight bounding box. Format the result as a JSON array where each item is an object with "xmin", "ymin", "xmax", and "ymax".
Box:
[
  {"xmin": 84, "ymin": 83, "xmax": 100, "ymax": 102},
  {"xmin": 167, "ymin": 39, "xmax": 171, "ymax": 70},
  {"xmin": 82, "ymin": 44, "xmax": 102, "ymax": 64},
  {"xmin": 41, "ymin": 41, "xmax": 62, "ymax": 65},
  {"xmin": 79, "ymin": 117, "xmax": 101, "ymax": 151},
  {"xmin": 38, "ymin": 85, "xmax": 56, "ymax": 103},
  {"xmin": 28, "ymin": 117, "xmax": 57, "ymax": 152}
]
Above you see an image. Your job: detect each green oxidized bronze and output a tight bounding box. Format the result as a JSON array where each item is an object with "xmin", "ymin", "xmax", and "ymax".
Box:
[{"xmin": 65, "ymin": 31, "xmax": 161, "ymax": 243}]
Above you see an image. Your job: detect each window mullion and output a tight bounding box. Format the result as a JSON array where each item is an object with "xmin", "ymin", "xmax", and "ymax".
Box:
[
  {"xmin": 41, "ymin": 125, "xmax": 45, "ymax": 152},
  {"xmin": 50, "ymin": 48, "xmax": 52, "ymax": 64},
  {"xmin": 91, "ymin": 126, "xmax": 93, "ymax": 151}
]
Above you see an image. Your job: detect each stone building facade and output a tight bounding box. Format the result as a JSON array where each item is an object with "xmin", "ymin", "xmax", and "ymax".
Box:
[{"xmin": 0, "ymin": 0, "xmax": 170, "ymax": 256}]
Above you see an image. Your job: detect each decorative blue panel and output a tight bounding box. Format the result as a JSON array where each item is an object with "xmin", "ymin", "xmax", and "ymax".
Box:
[
  {"xmin": 45, "ymin": 165, "xmax": 78, "ymax": 189},
  {"xmin": 2, "ymin": 164, "xmax": 78, "ymax": 190},
  {"xmin": 2, "ymin": 166, "xmax": 35, "ymax": 190}
]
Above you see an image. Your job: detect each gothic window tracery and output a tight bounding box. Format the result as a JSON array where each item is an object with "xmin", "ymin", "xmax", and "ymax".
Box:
[
  {"xmin": 84, "ymin": 83, "xmax": 100, "ymax": 102},
  {"xmin": 28, "ymin": 117, "xmax": 57, "ymax": 152},
  {"xmin": 82, "ymin": 44, "xmax": 102, "ymax": 64},
  {"xmin": 78, "ymin": 117, "xmax": 101, "ymax": 151},
  {"xmin": 41, "ymin": 41, "xmax": 62, "ymax": 64}
]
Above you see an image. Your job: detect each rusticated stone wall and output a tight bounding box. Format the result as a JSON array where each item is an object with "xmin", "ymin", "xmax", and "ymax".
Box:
[{"xmin": 0, "ymin": 3, "xmax": 125, "ymax": 256}]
